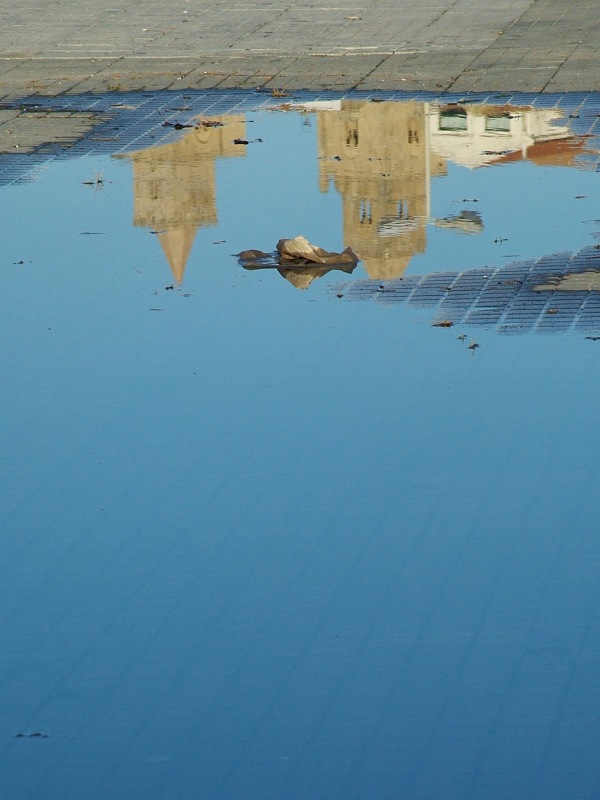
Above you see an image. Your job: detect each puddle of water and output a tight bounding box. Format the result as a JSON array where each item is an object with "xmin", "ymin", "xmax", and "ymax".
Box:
[{"xmin": 2, "ymin": 92, "xmax": 600, "ymax": 800}]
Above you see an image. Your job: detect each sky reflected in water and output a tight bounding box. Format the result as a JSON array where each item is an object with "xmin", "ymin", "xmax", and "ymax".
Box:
[
  {"xmin": 1, "ymin": 93, "xmax": 600, "ymax": 800},
  {"xmin": 106, "ymin": 97, "xmax": 600, "ymax": 288}
]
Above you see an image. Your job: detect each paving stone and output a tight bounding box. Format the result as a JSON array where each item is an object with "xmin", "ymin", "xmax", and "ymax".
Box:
[{"xmin": 0, "ymin": 0, "xmax": 599, "ymax": 97}]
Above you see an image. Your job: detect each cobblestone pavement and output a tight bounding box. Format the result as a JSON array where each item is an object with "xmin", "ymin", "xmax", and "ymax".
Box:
[{"xmin": 0, "ymin": 0, "xmax": 599, "ymax": 98}]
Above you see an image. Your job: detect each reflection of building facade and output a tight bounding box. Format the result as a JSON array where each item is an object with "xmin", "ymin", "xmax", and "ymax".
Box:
[
  {"xmin": 119, "ymin": 116, "xmax": 245, "ymax": 282},
  {"xmin": 118, "ymin": 101, "xmax": 590, "ymax": 286},
  {"xmin": 315, "ymin": 100, "xmax": 586, "ymax": 280},
  {"xmin": 317, "ymin": 101, "xmax": 446, "ymax": 280},
  {"xmin": 429, "ymin": 103, "xmax": 584, "ymax": 168}
]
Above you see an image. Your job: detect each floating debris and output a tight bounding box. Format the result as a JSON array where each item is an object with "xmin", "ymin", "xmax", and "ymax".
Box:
[
  {"xmin": 238, "ymin": 236, "xmax": 359, "ymax": 290},
  {"xmin": 82, "ymin": 172, "xmax": 104, "ymax": 188},
  {"xmin": 161, "ymin": 120, "xmax": 193, "ymax": 130},
  {"xmin": 197, "ymin": 119, "xmax": 224, "ymax": 128}
]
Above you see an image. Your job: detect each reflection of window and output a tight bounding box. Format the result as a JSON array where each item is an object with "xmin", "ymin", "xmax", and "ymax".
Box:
[
  {"xmin": 439, "ymin": 107, "xmax": 467, "ymax": 131},
  {"xmin": 346, "ymin": 127, "xmax": 359, "ymax": 147},
  {"xmin": 485, "ymin": 114, "xmax": 511, "ymax": 133}
]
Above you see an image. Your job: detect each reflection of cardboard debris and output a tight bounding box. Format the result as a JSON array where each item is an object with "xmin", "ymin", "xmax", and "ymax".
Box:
[
  {"xmin": 0, "ymin": 111, "xmax": 101, "ymax": 153},
  {"xmin": 238, "ymin": 236, "xmax": 359, "ymax": 289},
  {"xmin": 533, "ymin": 271, "xmax": 600, "ymax": 292},
  {"xmin": 278, "ymin": 264, "xmax": 356, "ymax": 289}
]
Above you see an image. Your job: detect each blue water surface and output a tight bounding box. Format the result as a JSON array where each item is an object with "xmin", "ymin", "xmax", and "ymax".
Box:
[{"xmin": 1, "ymin": 93, "xmax": 600, "ymax": 800}]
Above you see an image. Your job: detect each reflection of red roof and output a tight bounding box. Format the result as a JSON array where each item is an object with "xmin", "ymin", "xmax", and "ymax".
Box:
[{"xmin": 496, "ymin": 136, "xmax": 589, "ymax": 166}]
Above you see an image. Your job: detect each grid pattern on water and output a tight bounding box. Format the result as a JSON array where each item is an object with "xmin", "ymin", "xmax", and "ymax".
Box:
[
  {"xmin": 343, "ymin": 247, "xmax": 600, "ymax": 336},
  {"xmin": 1, "ymin": 89, "xmax": 600, "ymax": 184}
]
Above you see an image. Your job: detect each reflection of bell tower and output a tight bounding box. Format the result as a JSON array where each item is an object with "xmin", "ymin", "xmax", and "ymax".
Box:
[
  {"xmin": 119, "ymin": 116, "xmax": 246, "ymax": 282},
  {"xmin": 318, "ymin": 100, "xmax": 445, "ymax": 279}
]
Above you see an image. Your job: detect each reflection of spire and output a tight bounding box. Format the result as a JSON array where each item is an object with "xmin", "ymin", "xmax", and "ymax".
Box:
[
  {"xmin": 157, "ymin": 227, "xmax": 197, "ymax": 284},
  {"xmin": 317, "ymin": 100, "xmax": 446, "ymax": 280},
  {"xmin": 117, "ymin": 116, "xmax": 246, "ymax": 282}
]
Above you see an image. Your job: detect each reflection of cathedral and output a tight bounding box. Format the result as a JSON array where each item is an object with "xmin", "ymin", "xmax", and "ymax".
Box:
[
  {"xmin": 117, "ymin": 100, "xmax": 590, "ymax": 286},
  {"xmin": 316, "ymin": 100, "xmax": 587, "ymax": 280},
  {"xmin": 118, "ymin": 116, "xmax": 246, "ymax": 282},
  {"xmin": 317, "ymin": 101, "xmax": 446, "ymax": 280}
]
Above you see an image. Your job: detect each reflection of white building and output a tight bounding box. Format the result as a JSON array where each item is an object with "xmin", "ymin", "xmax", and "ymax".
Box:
[
  {"xmin": 428, "ymin": 104, "xmax": 575, "ymax": 168},
  {"xmin": 310, "ymin": 98, "xmax": 590, "ymax": 279}
]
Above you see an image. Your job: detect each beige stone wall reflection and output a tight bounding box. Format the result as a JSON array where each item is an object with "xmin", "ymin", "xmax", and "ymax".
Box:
[
  {"xmin": 119, "ymin": 116, "xmax": 245, "ymax": 282},
  {"xmin": 317, "ymin": 100, "xmax": 446, "ymax": 280},
  {"xmin": 315, "ymin": 99, "xmax": 588, "ymax": 280},
  {"xmin": 116, "ymin": 102, "xmax": 591, "ymax": 287}
]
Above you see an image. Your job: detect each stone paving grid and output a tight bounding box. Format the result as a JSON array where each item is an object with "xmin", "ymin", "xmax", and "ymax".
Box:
[
  {"xmin": 1, "ymin": 88, "xmax": 600, "ymax": 186},
  {"xmin": 340, "ymin": 247, "xmax": 600, "ymax": 336},
  {"xmin": 0, "ymin": 0, "xmax": 599, "ymax": 96}
]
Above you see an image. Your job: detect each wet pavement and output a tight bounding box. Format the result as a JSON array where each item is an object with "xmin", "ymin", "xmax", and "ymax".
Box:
[
  {"xmin": 2, "ymin": 90, "xmax": 600, "ymax": 800},
  {"xmin": 1, "ymin": 0, "xmax": 600, "ymax": 97}
]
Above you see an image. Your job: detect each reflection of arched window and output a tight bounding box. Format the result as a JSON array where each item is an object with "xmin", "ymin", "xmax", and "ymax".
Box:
[
  {"xmin": 408, "ymin": 129, "xmax": 420, "ymax": 144},
  {"xmin": 439, "ymin": 106, "xmax": 467, "ymax": 131},
  {"xmin": 485, "ymin": 113, "xmax": 511, "ymax": 133}
]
